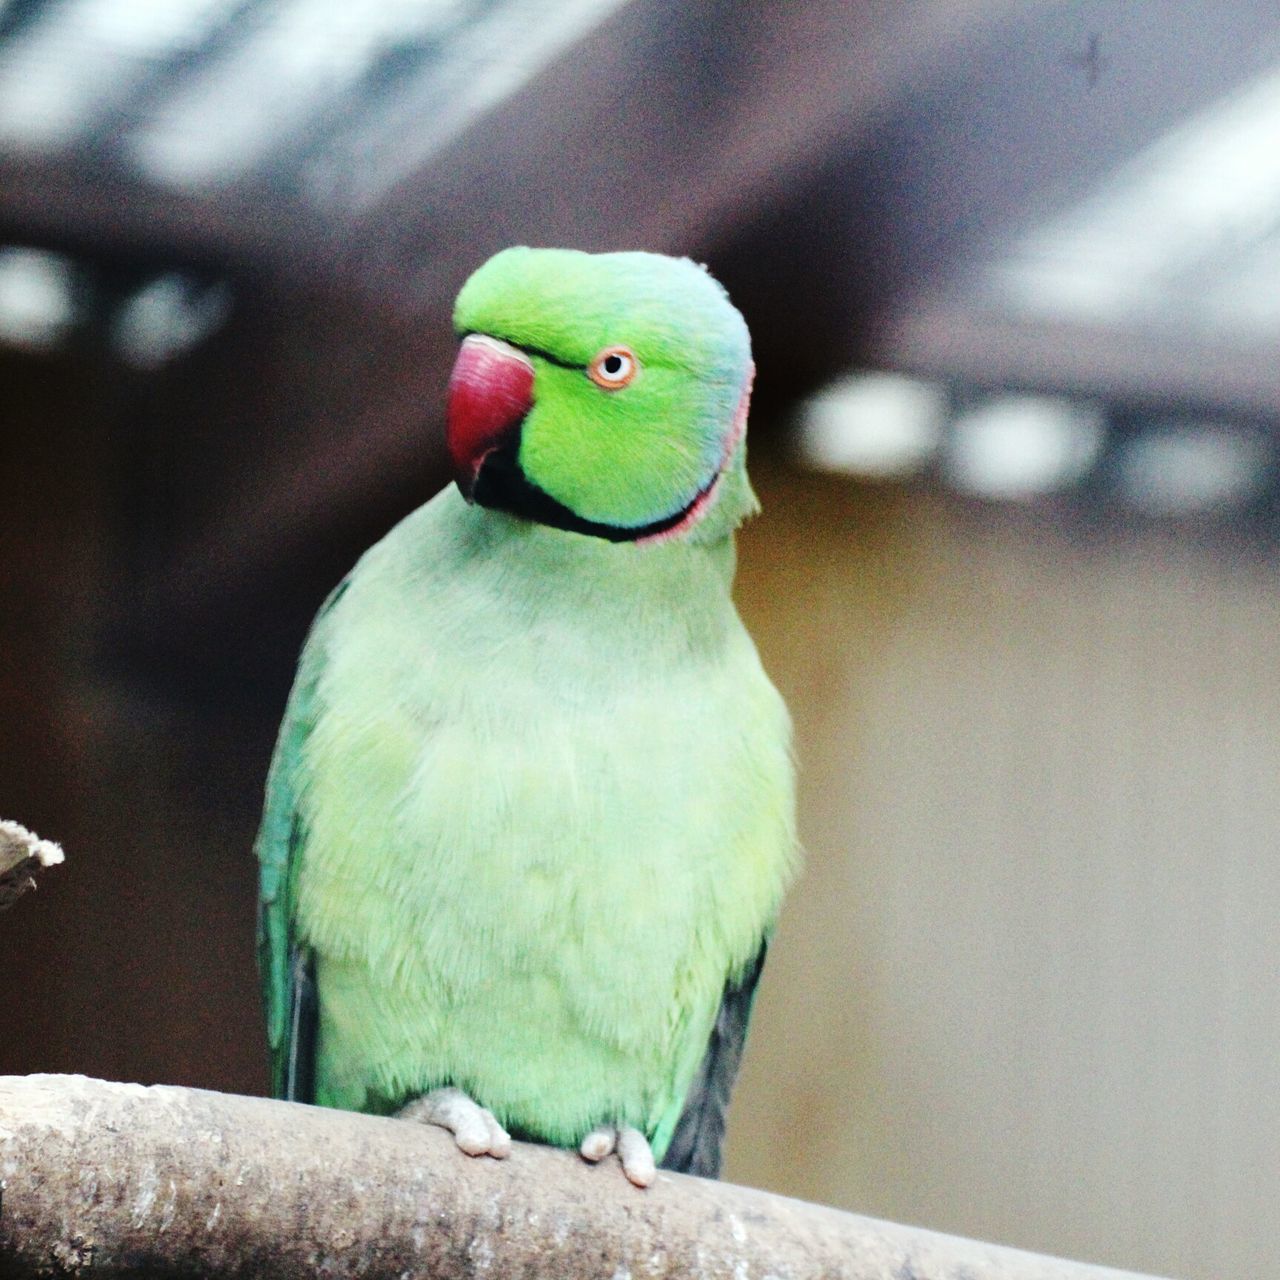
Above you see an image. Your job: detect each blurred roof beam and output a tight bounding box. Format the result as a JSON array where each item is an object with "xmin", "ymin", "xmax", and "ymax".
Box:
[
  {"xmin": 0, "ymin": 150, "xmax": 324, "ymax": 273},
  {"xmin": 877, "ymin": 308, "xmax": 1280, "ymax": 423}
]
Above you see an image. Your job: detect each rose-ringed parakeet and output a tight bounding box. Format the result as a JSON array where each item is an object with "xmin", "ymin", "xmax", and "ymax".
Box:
[{"xmin": 256, "ymin": 247, "xmax": 797, "ymax": 1186}]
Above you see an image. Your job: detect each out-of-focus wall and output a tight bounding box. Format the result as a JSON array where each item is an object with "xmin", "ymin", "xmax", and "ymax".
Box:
[
  {"xmin": 0, "ymin": 348, "xmax": 267, "ymax": 1094},
  {"xmin": 728, "ymin": 451, "xmax": 1280, "ymax": 1280}
]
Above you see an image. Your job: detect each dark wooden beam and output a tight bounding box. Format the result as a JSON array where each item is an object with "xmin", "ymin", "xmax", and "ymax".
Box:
[
  {"xmin": 875, "ymin": 305, "xmax": 1280, "ymax": 422},
  {"xmin": 0, "ymin": 153, "xmax": 325, "ymax": 277}
]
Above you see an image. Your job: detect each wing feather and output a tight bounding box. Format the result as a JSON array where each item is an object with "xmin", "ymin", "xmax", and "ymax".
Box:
[{"xmin": 255, "ymin": 580, "xmax": 347, "ymax": 1101}]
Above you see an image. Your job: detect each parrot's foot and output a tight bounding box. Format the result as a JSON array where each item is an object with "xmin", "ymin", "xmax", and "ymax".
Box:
[
  {"xmin": 579, "ymin": 1124, "xmax": 656, "ymax": 1188},
  {"xmin": 397, "ymin": 1086, "xmax": 511, "ymax": 1159}
]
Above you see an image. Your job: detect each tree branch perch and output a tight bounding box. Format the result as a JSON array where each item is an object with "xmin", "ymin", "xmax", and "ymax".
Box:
[{"xmin": 0, "ymin": 1076, "xmax": 1166, "ymax": 1280}]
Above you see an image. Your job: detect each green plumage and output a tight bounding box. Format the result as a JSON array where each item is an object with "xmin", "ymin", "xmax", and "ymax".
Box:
[{"xmin": 257, "ymin": 248, "xmax": 797, "ymax": 1166}]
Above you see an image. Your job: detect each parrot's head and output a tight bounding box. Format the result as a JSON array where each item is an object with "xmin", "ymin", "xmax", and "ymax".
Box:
[{"xmin": 446, "ymin": 246, "xmax": 756, "ymax": 544}]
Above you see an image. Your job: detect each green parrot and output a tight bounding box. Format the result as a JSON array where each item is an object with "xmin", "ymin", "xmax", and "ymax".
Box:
[{"xmin": 256, "ymin": 246, "xmax": 797, "ymax": 1186}]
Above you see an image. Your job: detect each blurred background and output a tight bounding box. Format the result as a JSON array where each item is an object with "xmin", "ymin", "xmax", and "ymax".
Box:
[{"xmin": 2, "ymin": 2, "xmax": 1279, "ymax": 1276}]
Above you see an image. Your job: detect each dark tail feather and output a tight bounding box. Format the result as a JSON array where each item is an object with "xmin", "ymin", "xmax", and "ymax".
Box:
[
  {"xmin": 660, "ymin": 944, "xmax": 768, "ymax": 1178},
  {"xmin": 285, "ymin": 947, "xmax": 317, "ymax": 1104}
]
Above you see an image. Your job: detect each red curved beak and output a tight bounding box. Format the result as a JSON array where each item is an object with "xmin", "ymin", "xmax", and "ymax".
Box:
[{"xmin": 446, "ymin": 334, "xmax": 535, "ymax": 499}]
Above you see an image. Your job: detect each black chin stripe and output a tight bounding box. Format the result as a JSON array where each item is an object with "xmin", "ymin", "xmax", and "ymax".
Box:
[{"xmin": 470, "ymin": 441, "xmax": 704, "ymax": 543}]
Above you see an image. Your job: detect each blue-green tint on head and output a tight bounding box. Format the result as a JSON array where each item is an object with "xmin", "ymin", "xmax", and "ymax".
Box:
[{"xmin": 452, "ymin": 247, "xmax": 755, "ymax": 537}]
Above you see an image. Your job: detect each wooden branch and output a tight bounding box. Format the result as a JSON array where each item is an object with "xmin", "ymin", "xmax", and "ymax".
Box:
[
  {"xmin": 0, "ymin": 1076, "xmax": 1164, "ymax": 1280},
  {"xmin": 0, "ymin": 821, "xmax": 63, "ymax": 912}
]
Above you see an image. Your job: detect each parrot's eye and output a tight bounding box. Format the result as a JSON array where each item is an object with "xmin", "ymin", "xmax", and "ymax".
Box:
[{"xmin": 587, "ymin": 346, "xmax": 639, "ymax": 390}]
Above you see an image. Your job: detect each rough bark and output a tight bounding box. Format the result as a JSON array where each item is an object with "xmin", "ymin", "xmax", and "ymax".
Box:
[
  {"xmin": 0, "ymin": 1075, "xmax": 1164, "ymax": 1280},
  {"xmin": 0, "ymin": 822, "xmax": 63, "ymax": 912}
]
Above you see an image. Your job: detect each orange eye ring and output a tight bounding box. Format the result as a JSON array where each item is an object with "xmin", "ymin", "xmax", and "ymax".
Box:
[{"xmin": 587, "ymin": 345, "xmax": 639, "ymax": 390}]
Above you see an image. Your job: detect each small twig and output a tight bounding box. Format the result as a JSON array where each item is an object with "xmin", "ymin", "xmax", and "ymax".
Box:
[{"xmin": 0, "ymin": 820, "xmax": 64, "ymax": 912}]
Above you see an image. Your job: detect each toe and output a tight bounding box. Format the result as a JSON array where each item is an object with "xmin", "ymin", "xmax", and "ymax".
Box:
[
  {"xmin": 579, "ymin": 1125, "xmax": 617, "ymax": 1163},
  {"xmin": 484, "ymin": 1112, "xmax": 512, "ymax": 1159},
  {"xmin": 447, "ymin": 1107, "xmax": 493, "ymax": 1156},
  {"xmin": 399, "ymin": 1087, "xmax": 508, "ymax": 1159},
  {"xmin": 617, "ymin": 1127, "xmax": 656, "ymax": 1188}
]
